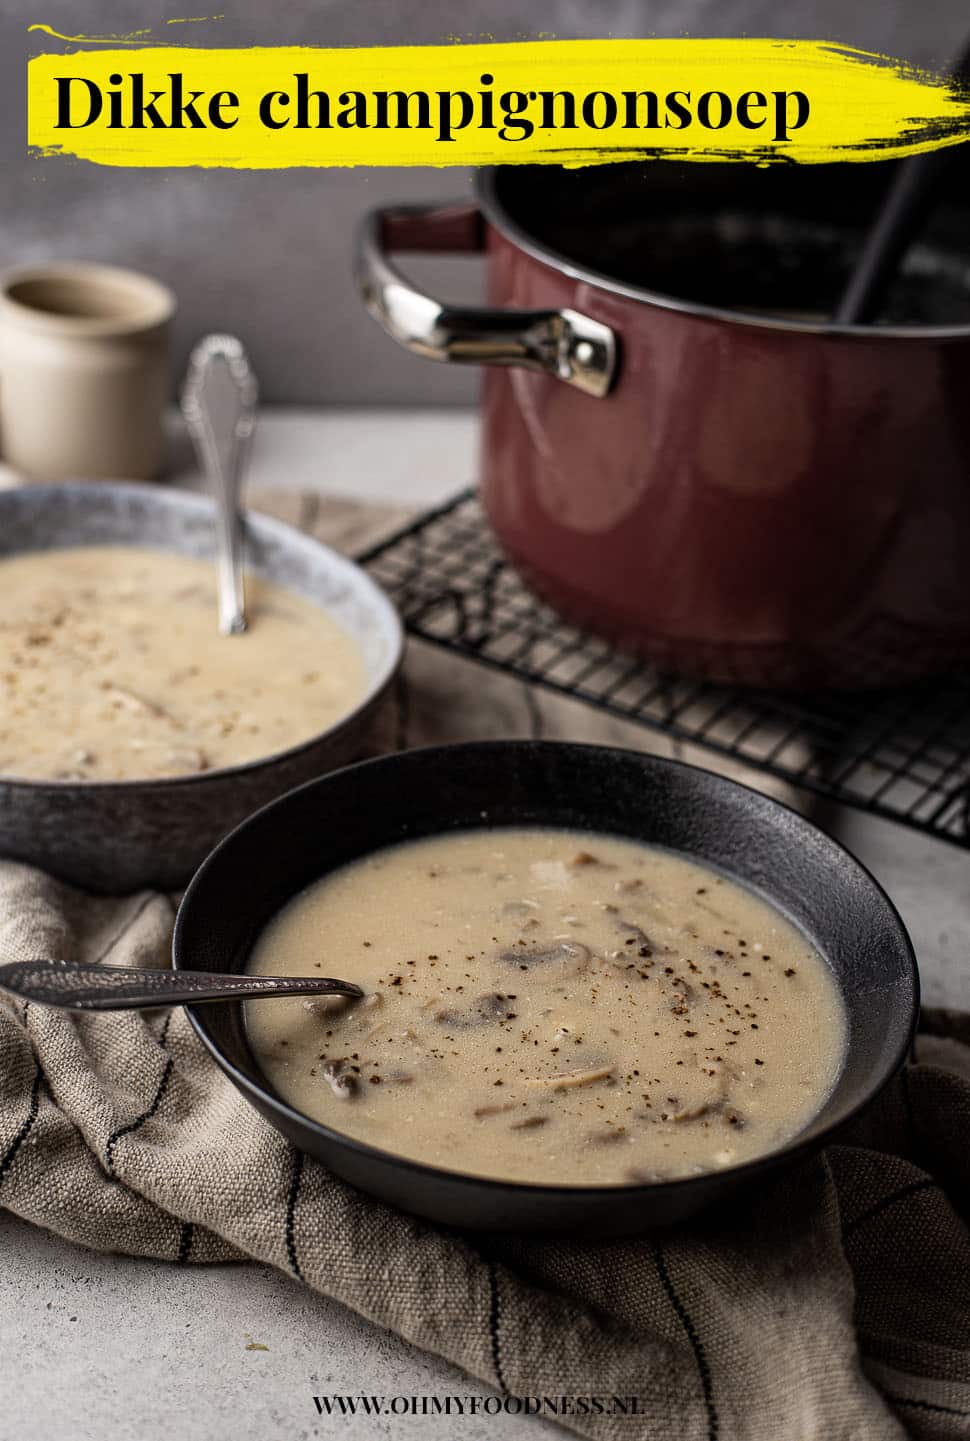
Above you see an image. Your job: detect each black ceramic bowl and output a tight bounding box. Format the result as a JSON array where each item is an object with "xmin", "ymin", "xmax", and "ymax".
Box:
[{"xmin": 174, "ymin": 741, "xmax": 918, "ymax": 1234}]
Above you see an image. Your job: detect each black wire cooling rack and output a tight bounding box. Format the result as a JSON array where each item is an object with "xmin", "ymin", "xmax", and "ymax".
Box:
[{"xmin": 360, "ymin": 490, "xmax": 970, "ymax": 849}]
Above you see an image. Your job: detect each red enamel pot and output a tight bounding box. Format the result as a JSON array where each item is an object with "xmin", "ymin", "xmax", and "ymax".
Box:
[{"xmin": 356, "ymin": 161, "xmax": 970, "ymax": 688}]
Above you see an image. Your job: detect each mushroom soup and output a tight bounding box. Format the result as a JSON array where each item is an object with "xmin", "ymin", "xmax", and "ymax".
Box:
[
  {"xmin": 245, "ymin": 828, "xmax": 846, "ymax": 1186},
  {"xmin": 0, "ymin": 545, "xmax": 367, "ymax": 781}
]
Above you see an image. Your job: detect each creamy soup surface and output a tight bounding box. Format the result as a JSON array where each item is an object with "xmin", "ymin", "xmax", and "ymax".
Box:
[
  {"xmin": 246, "ymin": 829, "xmax": 846, "ymax": 1186},
  {"xmin": 0, "ymin": 546, "xmax": 367, "ymax": 781}
]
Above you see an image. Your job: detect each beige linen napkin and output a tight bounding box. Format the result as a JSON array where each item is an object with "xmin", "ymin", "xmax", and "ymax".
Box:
[
  {"xmin": 1, "ymin": 493, "xmax": 968, "ymax": 1440},
  {"xmin": 1, "ymin": 884, "xmax": 969, "ymax": 1441}
]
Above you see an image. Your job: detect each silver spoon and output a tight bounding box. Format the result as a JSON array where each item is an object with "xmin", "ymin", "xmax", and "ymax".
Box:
[
  {"xmin": 181, "ymin": 334, "xmax": 258, "ymax": 635},
  {"xmin": 0, "ymin": 959, "xmax": 362, "ymax": 1012}
]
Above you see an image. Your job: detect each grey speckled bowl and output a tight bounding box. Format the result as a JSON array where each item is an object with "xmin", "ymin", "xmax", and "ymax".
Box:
[{"xmin": 0, "ymin": 482, "xmax": 403, "ymax": 893}]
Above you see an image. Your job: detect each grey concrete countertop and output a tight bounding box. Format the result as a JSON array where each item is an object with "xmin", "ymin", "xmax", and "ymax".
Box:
[{"xmin": 2, "ymin": 407, "xmax": 968, "ymax": 1441}]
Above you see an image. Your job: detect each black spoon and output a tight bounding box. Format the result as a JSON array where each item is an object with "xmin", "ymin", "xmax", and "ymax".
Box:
[
  {"xmin": 0, "ymin": 958, "xmax": 363, "ymax": 1012},
  {"xmin": 835, "ymin": 44, "xmax": 970, "ymax": 324}
]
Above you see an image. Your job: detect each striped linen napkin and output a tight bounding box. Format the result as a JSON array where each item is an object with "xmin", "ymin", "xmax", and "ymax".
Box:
[{"xmin": 1, "ymin": 877, "xmax": 968, "ymax": 1441}]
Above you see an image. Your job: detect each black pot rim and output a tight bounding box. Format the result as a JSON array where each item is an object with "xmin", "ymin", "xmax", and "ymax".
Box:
[
  {"xmin": 474, "ymin": 167, "xmax": 970, "ymax": 342},
  {"xmin": 175, "ymin": 739, "xmax": 920, "ymax": 1205}
]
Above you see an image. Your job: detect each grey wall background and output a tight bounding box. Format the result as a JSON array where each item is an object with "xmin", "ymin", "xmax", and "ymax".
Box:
[{"xmin": 4, "ymin": 0, "xmax": 969, "ymax": 403}]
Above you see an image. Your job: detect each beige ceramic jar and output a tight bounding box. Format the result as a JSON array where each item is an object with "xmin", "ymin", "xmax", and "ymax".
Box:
[{"xmin": 0, "ymin": 261, "xmax": 174, "ymax": 480}]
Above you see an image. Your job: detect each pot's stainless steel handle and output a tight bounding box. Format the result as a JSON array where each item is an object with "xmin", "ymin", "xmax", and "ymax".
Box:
[{"xmin": 355, "ymin": 202, "xmax": 617, "ymax": 398}]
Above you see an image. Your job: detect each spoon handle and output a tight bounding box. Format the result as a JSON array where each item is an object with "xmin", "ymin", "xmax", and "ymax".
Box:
[
  {"xmin": 181, "ymin": 333, "xmax": 258, "ymax": 636},
  {"xmin": 835, "ymin": 41, "xmax": 970, "ymax": 325},
  {"xmin": 0, "ymin": 959, "xmax": 362, "ymax": 1012}
]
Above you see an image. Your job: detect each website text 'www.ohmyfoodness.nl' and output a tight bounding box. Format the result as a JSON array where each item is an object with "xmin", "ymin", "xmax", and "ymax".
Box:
[{"xmin": 312, "ymin": 1393, "xmax": 640, "ymax": 1418}]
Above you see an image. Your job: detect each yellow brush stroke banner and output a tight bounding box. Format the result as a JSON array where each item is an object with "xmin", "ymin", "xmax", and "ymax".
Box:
[{"xmin": 27, "ymin": 37, "xmax": 970, "ymax": 168}]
